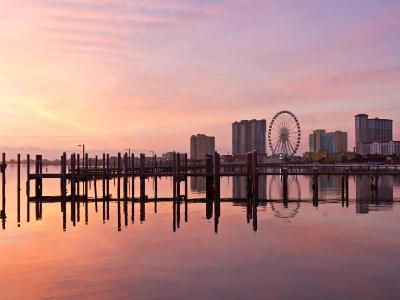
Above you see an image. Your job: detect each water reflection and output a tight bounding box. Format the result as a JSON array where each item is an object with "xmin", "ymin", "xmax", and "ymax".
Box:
[
  {"xmin": 2, "ymin": 166, "xmax": 400, "ymax": 299},
  {"xmin": 2, "ymin": 165, "xmax": 400, "ymax": 232},
  {"xmin": 356, "ymin": 175, "xmax": 394, "ymax": 214}
]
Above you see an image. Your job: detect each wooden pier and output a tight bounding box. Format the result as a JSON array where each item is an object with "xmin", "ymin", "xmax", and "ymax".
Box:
[
  {"xmin": 20, "ymin": 151, "xmax": 400, "ymax": 203},
  {"xmin": 0, "ymin": 150, "xmax": 399, "ymax": 231}
]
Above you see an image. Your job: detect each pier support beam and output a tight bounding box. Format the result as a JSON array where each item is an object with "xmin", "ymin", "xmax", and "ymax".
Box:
[
  {"xmin": 140, "ymin": 153, "xmax": 146, "ymax": 200},
  {"xmin": 35, "ymin": 155, "xmax": 43, "ymax": 198},
  {"xmin": 312, "ymin": 168, "xmax": 319, "ymax": 207},
  {"xmin": 1, "ymin": 153, "xmax": 7, "ymax": 222},
  {"xmin": 205, "ymin": 154, "xmax": 213, "ymax": 200}
]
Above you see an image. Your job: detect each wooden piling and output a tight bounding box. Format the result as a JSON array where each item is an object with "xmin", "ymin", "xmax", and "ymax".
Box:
[
  {"xmin": 123, "ymin": 153, "xmax": 128, "ymax": 204},
  {"xmin": 102, "ymin": 153, "xmax": 106, "ymax": 198},
  {"xmin": 17, "ymin": 154, "xmax": 21, "ymax": 225},
  {"xmin": 117, "ymin": 152, "xmax": 121, "ymax": 200},
  {"xmin": 26, "ymin": 154, "xmax": 30, "ymax": 198},
  {"xmin": 94, "ymin": 155, "xmax": 98, "ymax": 202},
  {"xmin": 140, "ymin": 153, "xmax": 145, "ymax": 200},
  {"xmin": 282, "ymin": 168, "xmax": 288, "ymax": 205},
  {"xmin": 85, "ymin": 153, "xmax": 88, "ymax": 198},
  {"xmin": 177, "ymin": 152, "xmax": 181, "ymax": 198},
  {"xmin": 213, "ymin": 151, "xmax": 220, "ymax": 200},
  {"xmin": 251, "ymin": 151, "xmax": 257, "ymax": 202},
  {"xmin": 205, "ymin": 154, "xmax": 213, "ymax": 200},
  {"xmin": 172, "ymin": 152, "xmax": 177, "ymax": 199},
  {"xmin": 61, "ymin": 152, "xmax": 67, "ymax": 203},
  {"xmin": 184, "ymin": 153, "xmax": 188, "ymax": 200},
  {"xmin": 154, "ymin": 154, "xmax": 158, "ymax": 200},
  {"xmin": 131, "ymin": 153, "xmax": 135, "ymax": 201},
  {"xmin": 70, "ymin": 153, "xmax": 76, "ymax": 226},
  {"xmin": 35, "ymin": 155, "xmax": 43, "ymax": 198},
  {"xmin": 106, "ymin": 154, "xmax": 110, "ymax": 198},
  {"xmin": 76, "ymin": 154, "xmax": 80, "ymax": 196},
  {"xmin": 246, "ymin": 152, "xmax": 252, "ymax": 199},
  {"xmin": 1, "ymin": 153, "xmax": 6, "ymax": 221}
]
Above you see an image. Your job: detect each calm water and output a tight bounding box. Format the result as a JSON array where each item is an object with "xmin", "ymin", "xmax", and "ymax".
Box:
[{"xmin": 1, "ymin": 165, "xmax": 400, "ymax": 299}]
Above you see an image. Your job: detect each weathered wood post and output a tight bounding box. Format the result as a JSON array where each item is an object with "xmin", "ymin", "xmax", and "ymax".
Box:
[
  {"xmin": 17, "ymin": 154, "xmax": 21, "ymax": 225},
  {"xmin": 117, "ymin": 152, "xmax": 121, "ymax": 200},
  {"xmin": 35, "ymin": 155, "xmax": 43, "ymax": 198},
  {"xmin": 60, "ymin": 152, "xmax": 67, "ymax": 230},
  {"xmin": 341, "ymin": 175, "xmax": 345, "ymax": 202},
  {"xmin": 130, "ymin": 153, "xmax": 135, "ymax": 200},
  {"xmin": 184, "ymin": 153, "xmax": 188, "ymax": 200},
  {"xmin": 214, "ymin": 151, "xmax": 221, "ymax": 234},
  {"xmin": 345, "ymin": 168, "xmax": 349, "ymax": 205},
  {"xmin": 205, "ymin": 153, "xmax": 213, "ymax": 200},
  {"xmin": 177, "ymin": 194, "xmax": 181, "ymax": 228},
  {"xmin": 154, "ymin": 154, "xmax": 158, "ymax": 200},
  {"xmin": 177, "ymin": 152, "xmax": 181, "ymax": 199},
  {"xmin": 123, "ymin": 153, "xmax": 128, "ymax": 203},
  {"xmin": 70, "ymin": 153, "xmax": 76, "ymax": 226},
  {"xmin": 76, "ymin": 154, "xmax": 80, "ymax": 196},
  {"xmin": 26, "ymin": 154, "xmax": 30, "ymax": 198},
  {"xmin": 140, "ymin": 153, "xmax": 145, "ymax": 200},
  {"xmin": 85, "ymin": 153, "xmax": 89, "ymax": 198},
  {"xmin": 214, "ymin": 151, "xmax": 221, "ymax": 200},
  {"xmin": 106, "ymin": 154, "xmax": 110, "ymax": 198},
  {"xmin": 282, "ymin": 168, "xmax": 288, "ymax": 205},
  {"xmin": 252, "ymin": 151, "xmax": 258, "ymax": 202},
  {"xmin": 61, "ymin": 152, "xmax": 67, "ymax": 202},
  {"xmin": 94, "ymin": 155, "xmax": 98, "ymax": 203},
  {"xmin": 172, "ymin": 152, "xmax": 177, "ymax": 199},
  {"xmin": 312, "ymin": 168, "xmax": 319, "ymax": 207},
  {"xmin": 246, "ymin": 152, "xmax": 252, "ymax": 199},
  {"xmin": 1, "ymin": 153, "xmax": 7, "ymax": 221},
  {"xmin": 100, "ymin": 154, "xmax": 105, "ymax": 198}
]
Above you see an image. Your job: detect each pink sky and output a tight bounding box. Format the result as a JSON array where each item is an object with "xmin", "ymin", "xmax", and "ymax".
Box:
[{"xmin": 1, "ymin": 0, "xmax": 399, "ymax": 158}]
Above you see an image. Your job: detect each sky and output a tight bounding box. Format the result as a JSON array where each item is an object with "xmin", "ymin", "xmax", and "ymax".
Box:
[{"xmin": 0, "ymin": 0, "xmax": 400, "ymax": 158}]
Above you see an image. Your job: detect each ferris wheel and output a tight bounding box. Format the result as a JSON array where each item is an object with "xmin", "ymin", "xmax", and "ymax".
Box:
[{"xmin": 268, "ymin": 110, "xmax": 301, "ymax": 157}]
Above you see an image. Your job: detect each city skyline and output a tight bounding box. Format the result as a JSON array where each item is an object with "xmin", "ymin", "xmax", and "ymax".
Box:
[{"xmin": 1, "ymin": 1, "xmax": 400, "ymax": 156}]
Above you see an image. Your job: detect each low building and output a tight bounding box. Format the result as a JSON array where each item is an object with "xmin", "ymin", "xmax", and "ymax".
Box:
[
  {"xmin": 303, "ymin": 150, "xmax": 356, "ymax": 163},
  {"xmin": 309, "ymin": 130, "xmax": 347, "ymax": 153},
  {"xmin": 360, "ymin": 141, "xmax": 400, "ymax": 156}
]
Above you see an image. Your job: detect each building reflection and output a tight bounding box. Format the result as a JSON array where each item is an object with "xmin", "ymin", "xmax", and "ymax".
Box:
[
  {"xmin": 190, "ymin": 177, "xmax": 206, "ymax": 193},
  {"xmin": 17, "ymin": 174, "xmax": 400, "ymax": 231},
  {"xmin": 356, "ymin": 175, "xmax": 394, "ymax": 214},
  {"xmin": 232, "ymin": 176, "xmax": 266, "ymax": 200},
  {"xmin": 318, "ymin": 175, "xmax": 341, "ymax": 193}
]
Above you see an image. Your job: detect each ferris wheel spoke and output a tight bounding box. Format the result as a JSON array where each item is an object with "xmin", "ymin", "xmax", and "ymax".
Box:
[
  {"xmin": 284, "ymin": 141, "xmax": 290, "ymax": 155},
  {"xmin": 287, "ymin": 123, "xmax": 298, "ymax": 132},
  {"xmin": 274, "ymin": 139, "xmax": 282, "ymax": 154},
  {"xmin": 270, "ymin": 135, "xmax": 280, "ymax": 142},
  {"xmin": 271, "ymin": 127, "xmax": 280, "ymax": 133},
  {"xmin": 287, "ymin": 139, "xmax": 296, "ymax": 154}
]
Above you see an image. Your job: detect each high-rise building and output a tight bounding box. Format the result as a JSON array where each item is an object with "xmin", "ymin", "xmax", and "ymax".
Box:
[
  {"xmin": 308, "ymin": 129, "xmax": 326, "ymax": 152},
  {"xmin": 308, "ymin": 130, "xmax": 347, "ymax": 153},
  {"xmin": 355, "ymin": 114, "xmax": 393, "ymax": 154},
  {"xmin": 190, "ymin": 134, "xmax": 215, "ymax": 160},
  {"xmin": 232, "ymin": 119, "xmax": 267, "ymax": 155}
]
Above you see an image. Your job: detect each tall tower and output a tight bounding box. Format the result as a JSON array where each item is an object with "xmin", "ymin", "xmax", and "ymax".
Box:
[
  {"xmin": 190, "ymin": 134, "xmax": 215, "ymax": 160},
  {"xmin": 232, "ymin": 119, "xmax": 266, "ymax": 155}
]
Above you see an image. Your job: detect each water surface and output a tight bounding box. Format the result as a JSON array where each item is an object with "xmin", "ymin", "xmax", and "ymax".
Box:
[{"xmin": 1, "ymin": 165, "xmax": 400, "ymax": 299}]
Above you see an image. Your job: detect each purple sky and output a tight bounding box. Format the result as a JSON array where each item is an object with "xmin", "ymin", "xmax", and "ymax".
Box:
[{"xmin": 0, "ymin": 0, "xmax": 399, "ymax": 157}]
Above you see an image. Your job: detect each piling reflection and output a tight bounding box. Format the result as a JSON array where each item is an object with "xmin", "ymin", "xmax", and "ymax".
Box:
[
  {"xmin": 2, "ymin": 162, "xmax": 400, "ymax": 232},
  {"xmin": 356, "ymin": 175, "xmax": 394, "ymax": 214}
]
